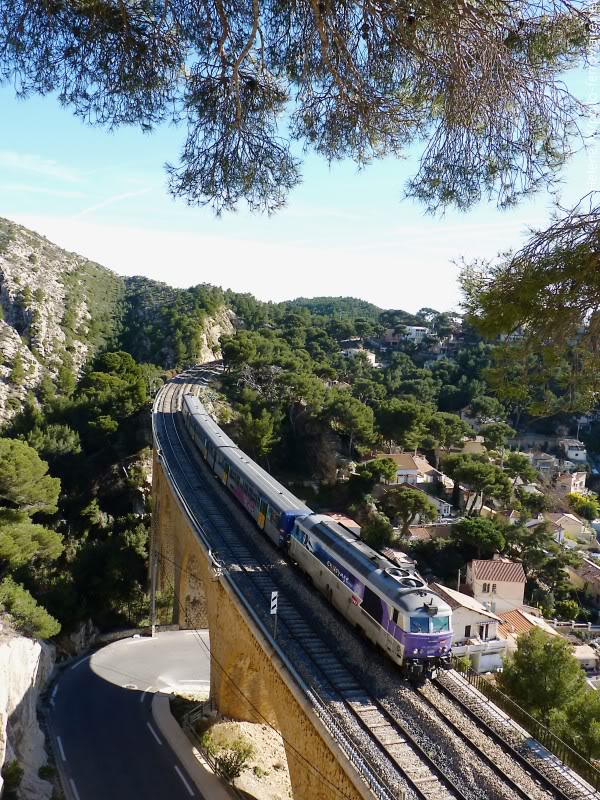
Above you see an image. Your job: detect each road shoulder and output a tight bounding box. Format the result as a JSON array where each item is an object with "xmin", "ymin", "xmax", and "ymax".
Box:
[{"xmin": 152, "ymin": 693, "xmax": 232, "ymax": 800}]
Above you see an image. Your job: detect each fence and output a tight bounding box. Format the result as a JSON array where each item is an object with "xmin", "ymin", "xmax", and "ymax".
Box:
[
  {"xmin": 452, "ymin": 658, "xmax": 600, "ymax": 792},
  {"xmin": 182, "ymin": 701, "xmax": 247, "ymax": 800}
]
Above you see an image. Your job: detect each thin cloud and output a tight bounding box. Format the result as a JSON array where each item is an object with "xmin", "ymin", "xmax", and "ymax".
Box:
[
  {"xmin": 73, "ymin": 186, "xmax": 155, "ymax": 219},
  {"xmin": 0, "ymin": 150, "xmax": 82, "ymax": 183}
]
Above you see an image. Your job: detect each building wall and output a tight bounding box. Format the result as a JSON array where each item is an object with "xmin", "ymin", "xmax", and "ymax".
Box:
[{"xmin": 470, "ymin": 578, "xmax": 524, "ymax": 614}]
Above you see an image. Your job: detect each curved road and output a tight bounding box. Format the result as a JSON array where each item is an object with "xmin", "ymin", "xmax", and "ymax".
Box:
[{"xmin": 48, "ymin": 631, "xmax": 210, "ymax": 800}]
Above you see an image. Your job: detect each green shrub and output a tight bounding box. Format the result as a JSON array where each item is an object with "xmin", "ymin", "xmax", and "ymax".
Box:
[
  {"xmin": 39, "ymin": 764, "xmax": 56, "ymax": 780},
  {"xmin": 200, "ymin": 731, "xmax": 220, "ymax": 757},
  {"xmin": 1, "ymin": 760, "xmax": 24, "ymax": 798},
  {"xmin": 215, "ymin": 750, "xmax": 251, "ymax": 784},
  {"xmin": 0, "ymin": 577, "xmax": 61, "ymax": 638}
]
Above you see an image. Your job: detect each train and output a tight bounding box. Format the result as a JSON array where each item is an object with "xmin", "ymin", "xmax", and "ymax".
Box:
[{"xmin": 182, "ymin": 392, "xmax": 453, "ymax": 681}]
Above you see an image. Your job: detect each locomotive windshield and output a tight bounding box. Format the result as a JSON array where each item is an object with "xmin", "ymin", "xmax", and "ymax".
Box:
[
  {"xmin": 410, "ymin": 616, "xmax": 430, "ymax": 633},
  {"xmin": 410, "ymin": 615, "xmax": 450, "ymax": 633}
]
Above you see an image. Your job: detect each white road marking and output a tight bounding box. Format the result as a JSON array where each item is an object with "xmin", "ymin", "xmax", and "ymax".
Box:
[
  {"xmin": 174, "ymin": 765, "xmax": 194, "ymax": 796},
  {"xmin": 69, "ymin": 778, "xmax": 81, "ymax": 800},
  {"xmin": 70, "ymin": 656, "xmax": 90, "ymax": 671},
  {"xmin": 146, "ymin": 722, "xmax": 163, "ymax": 745},
  {"xmin": 140, "ymin": 685, "xmax": 153, "ymax": 703},
  {"xmin": 57, "ymin": 736, "xmax": 67, "ymax": 762}
]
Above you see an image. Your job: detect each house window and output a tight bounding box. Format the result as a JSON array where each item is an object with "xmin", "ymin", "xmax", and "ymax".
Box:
[
  {"xmin": 491, "ymin": 584, "xmax": 497, "ymax": 594},
  {"xmin": 464, "ymin": 625, "xmax": 471, "ymax": 637},
  {"xmin": 482, "ymin": 583, "xmax": 490, "ymax": 593}
]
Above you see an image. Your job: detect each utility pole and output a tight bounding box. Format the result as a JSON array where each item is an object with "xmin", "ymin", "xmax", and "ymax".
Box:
[
  {"xmin": 456, "ymin": 568, "xmax": 461, "ymax": 592},
  {"xmin": 150, "ymin": 548, "xmax": 159, "ymax": 638}
]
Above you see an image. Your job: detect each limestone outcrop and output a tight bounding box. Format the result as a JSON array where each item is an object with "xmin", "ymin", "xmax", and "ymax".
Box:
[
  {"xmin": 197, "ymin": 306, "xmax": 236, "ymax": 363},
  {"xmin": 0, "ymin": 620, "xmax": 55, "ymax": 799}
]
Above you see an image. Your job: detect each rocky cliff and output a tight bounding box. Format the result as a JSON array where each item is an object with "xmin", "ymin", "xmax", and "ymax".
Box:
[
  {"xmin": 0, "ymin": 217, "xmax": 235, "ymax": 424},
  {"xmin": 0, "ymin": 217, "xmax": 123, "ymax": 425},
  {"xmin": 0, "ymin": 620, "xmax": 55, "ymax": 799}
]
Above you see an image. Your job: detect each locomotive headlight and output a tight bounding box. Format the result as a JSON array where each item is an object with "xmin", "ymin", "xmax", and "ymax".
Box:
[
  {"xmin": 413, "ymin": 648, "xmax": 419, "ymax": 654},
  {"xmin": 441, "ymin": 646, "xmax": 447, "ymax": 652}
]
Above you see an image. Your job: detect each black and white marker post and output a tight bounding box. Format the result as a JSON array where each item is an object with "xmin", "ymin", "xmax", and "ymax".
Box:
[{"xmin": 271, "ymin": 590, "xmax": 278, "ymax": 641}]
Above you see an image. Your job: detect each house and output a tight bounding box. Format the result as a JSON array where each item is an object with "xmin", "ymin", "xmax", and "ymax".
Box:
[
  {"xmin": 374, "ymin": 452, "xmax": 420, "ymax": 485},
  {"xmin": 415, "ymin": 487, "xmax": 452, "ymax": 519},
  {"xmin": 499, "ymin": 611, "xmax": 599, "ymax": 670},
  {"xmin": 383, "ymin": 326, "xmax": 431, "ymax": 347},
  {"xmin": 543, "ymin": 512, "xmax": 593, "ymax": 544},
  {"xmin": 524, "ymin": 451, "xmax": 559, "ymax": 478},
  {"xmin": 405, "ymin": 325, "xmax": 431, "ymax": 342},
  {"xmin": 559, "ymin": 438, "xmax": 588, "ymax": 463},
  {"xmin": 412, "ymin": 456, "xmax": 455, "ymax": 491},
  {"xmin": 499, "ymin": 328, "xmax": 526, "ymax": 344},
  {"xmin": 555, "ymin": 471, "xmax": 587, "ymax": 497},
  {"xmin": 573, "ymin": 644, "xmax": 599, "ymax": 671},
  {"xmin": 567, "ymin": 559, "xmax": 600, "ymax": 606},
  {"xmin": 497, "ymin": 609, "xmax": 560, "ymax": 653},
  {"xmin": 406, "ymin": 524, "xmax": 454, "ymax": 542},
  {"xmin": 340, "ymin": 347, "xmax": 377, "ymax": 366},
  {"xmin": 465, "ymin": 558, "xmax": 526, "ymax": 614},
  {"xmin": 431, "ymin": 583, "xmax": 506, "ymax": 672}
]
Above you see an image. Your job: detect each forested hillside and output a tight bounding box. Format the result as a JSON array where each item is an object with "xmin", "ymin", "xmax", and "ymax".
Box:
[
  {"xmin": 0, "ymin": 218, "xmax": 236, "ymax": 644},
  {"xmin": 1, "ymin": 217, "xmax": 589, "ymax": 668}
]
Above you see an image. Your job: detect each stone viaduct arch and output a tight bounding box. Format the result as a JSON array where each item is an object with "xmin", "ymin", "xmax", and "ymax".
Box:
[{"xmin": 151, "ymin": 451, "xmax": 373, "ymax": 800}]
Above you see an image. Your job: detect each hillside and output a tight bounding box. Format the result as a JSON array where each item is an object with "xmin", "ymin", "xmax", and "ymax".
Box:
[
  {"xmin": 0, "ymin": 217, "xmax": 124, "ymax": 423},
  {"xmin": 286, "ymin": 295, "xmax": 383, "ymax": 320},
  {"xmin": 0, "ymin": 218, "xmax": 234, "ymax": 422}
]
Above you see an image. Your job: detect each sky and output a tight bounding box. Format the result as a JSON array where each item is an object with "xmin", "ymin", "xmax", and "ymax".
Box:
[{"xmin": 0, "ymin": 66, "xmax": 598, "ymax": 313}]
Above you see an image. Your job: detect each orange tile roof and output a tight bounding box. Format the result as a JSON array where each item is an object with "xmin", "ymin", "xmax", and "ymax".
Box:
[
  {"xmin": 498, "ymin": 610, "xmax": 536, "ymax": 638},
  {"xmin": 497, "ymin": 609, "xmax": 559, "ymax": 640},
  {"xmin": 470, "ymin": 559, "xmax": 526, "ymax": 584}
]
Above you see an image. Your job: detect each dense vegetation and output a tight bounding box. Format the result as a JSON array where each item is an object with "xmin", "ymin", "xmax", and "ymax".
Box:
[{"xmin": 0, "ymin": 243, "xmax": 598, "ymax": 766}]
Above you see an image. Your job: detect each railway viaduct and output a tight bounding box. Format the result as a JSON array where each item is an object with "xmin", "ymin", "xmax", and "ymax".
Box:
[{"xmin": 151, "ymin": 378, "xmax": 377, "ymax": 800}]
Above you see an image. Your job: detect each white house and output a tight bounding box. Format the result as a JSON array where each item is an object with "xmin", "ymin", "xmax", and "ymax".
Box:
[
  {"xmin": 559, "ymin": 438, "xmax": 588, "ymax": 463},
  {"xmin": 340, "ymin": 348, "xmax": 377, "ymax": 366},
  {"xmin": 555, "ymin": 471, "xmax": 587, "ymax": 497},
  {"xmin": 414, "ymin": 487, "xmax": 452, "ymax": 519},
  {"xmin": 431, "ymin": 583, "xmax": 506, "ymax": 672},
  {"xmin": 405, "ymin": 325, "xmax": 430, "ymax": 342},
  {"xmin": 465, "ymin": 558, "xmax": 526, "ymax": 614},
  {"xmin": 374, "ymin": 453, "xmax": 420, "ymax": 485},
  {"xmin": 383, "ymin": 326, "xmax": 431, "ymax": 347}
]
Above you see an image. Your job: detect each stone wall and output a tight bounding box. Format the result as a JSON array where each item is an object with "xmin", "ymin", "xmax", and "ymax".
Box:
[
  {"xmin": 152, "ymin": 454, "xmax": 369, "ymax": 800},
  {"xmin": 0, "ymin": 622, "xmax": 55, "ymax": 799}
]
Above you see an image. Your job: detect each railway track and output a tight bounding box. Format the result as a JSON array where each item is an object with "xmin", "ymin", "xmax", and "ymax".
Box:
[
  {"xmin": 158, "ymin": 376, "xmax": 444, "ymax": 799},
  {"xmin": 434, "ymin": 671, "xmax": 600, "ymax": 800},
  {"xmin": 154, "ymin": 368, "xmax": 586, "ymax": 800}
]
